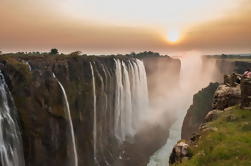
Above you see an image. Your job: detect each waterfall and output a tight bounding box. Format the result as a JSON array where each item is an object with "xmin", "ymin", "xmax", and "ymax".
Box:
[
  {"xmin": 90, "ymin": 63, "xmax": 98, "ymax": 164},
  {"xmin": 0, "ymin": 71, "xmax": 25, "ymax": 166},
  {"xmin": 21, "ymin": 60, "xmax": 32, "ymax": 71},
  {"xmin": 54, "ymin": 74, "xmax": 78, "ymax": 166},
  {"xmin": 88, "ymin": 58, "xmax": 149, "ymax": 165},
  {"xmin": 147, "ymin": 54, "xmax": 217, "ymax": 166},
  {"xmin": 114, "ymin": 58, "xmax": 149, "ymax": 143}
]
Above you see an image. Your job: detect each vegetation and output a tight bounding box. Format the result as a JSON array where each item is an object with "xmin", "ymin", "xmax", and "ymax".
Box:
[
  {"xmin": 50, "ymin": 48, "xmax": 59, "ymax": 55},
  {"xmin": 0, "ymin": 50, "xmax": 169, "ymax": 59},
  {"xmin": 126, "ymin": 51, "xmax": 169, "ymax": 58},
  {"xmin": 205, "ymin": 54, "xmax": 251, "ymax": 60},
  {"xmin": 177, "ymin": 107, "xmax": 251, "ymax": 166}
]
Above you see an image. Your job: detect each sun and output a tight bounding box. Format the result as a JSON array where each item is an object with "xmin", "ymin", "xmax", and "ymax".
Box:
[{"xmin": 166, "ymin": 30, "xmax": 181, "ymax": 43}]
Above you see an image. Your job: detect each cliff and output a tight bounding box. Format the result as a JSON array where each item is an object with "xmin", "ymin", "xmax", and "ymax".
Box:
[
  {"xmin": 181, "ymin": 83, "xmax": 219, "ymax": 139},
  {"xmin": 0, "ymin": 53, "xmax": 181, "ymax": 166},
  {"xmin": 202, "ymin": 57, "xmax": 251, "ymax": 82},
  {"xmin": 172, "ymin": 107, "xmax": 251, "ymax": 166},
  {"xmin": 170, "ymin": 75, "xmax": 251, "ymax": 166},
  {"xmin": 181, "ymin": 58, "xmax": 251, "ymax": 140}
]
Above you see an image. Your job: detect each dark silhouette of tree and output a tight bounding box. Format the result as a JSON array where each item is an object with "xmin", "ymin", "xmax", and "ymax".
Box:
[
  {"xmin": 50, "ymin": 48, "xmax": 59, "ymax": 55},
  {"xmin": 69, "ymin": 51, "xmax": 81, "ymax": 56}
]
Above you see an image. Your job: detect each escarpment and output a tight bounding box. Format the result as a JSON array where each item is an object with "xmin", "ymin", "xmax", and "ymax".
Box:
[
  {"xmin": 0, "ymin": 54, "xmax": 180, "ymax": 166},
  {"xmin": 170, "ymin": 73, "xmax": 251, "ymax": 165},
  {"xmin": 181, "ymin": 82, "xmax": 219, "ymax": 140}
]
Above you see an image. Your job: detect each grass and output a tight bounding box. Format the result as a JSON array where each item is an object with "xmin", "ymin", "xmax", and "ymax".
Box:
[{"xmin": 176, "ymin": 107, "xmax": 251, "ymax": 166}]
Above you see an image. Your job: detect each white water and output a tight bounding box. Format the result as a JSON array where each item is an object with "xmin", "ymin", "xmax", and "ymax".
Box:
[
  {"xmin": 114, "ymin": 58, "xmax": 149, "ymax": 143},
  {"xmin": 54, "ymin": 75, "xmax": 78, "ymax": 166},
  {"xmin": 21, "ymin": 60, "xmax": 32, "ymax": 71},
  {"xmin": 0, "ymin": 72, "xmax": 25, "ymax": 166},
  {"xmin": 90, "ymin": 63, "xmax": 98, "ymax": 164},
  {"xmin": 147, "ymin": 108, "xmax": 188, "ymax": 166},
  {"xmin": 147, "ymin": 54, "xmax": 218, "ymax": 166}
]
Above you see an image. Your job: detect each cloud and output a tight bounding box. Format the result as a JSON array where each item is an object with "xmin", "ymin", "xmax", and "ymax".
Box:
[{"xmin": 177, "ymin": 0, "xmax": 251, "ymax": 52}]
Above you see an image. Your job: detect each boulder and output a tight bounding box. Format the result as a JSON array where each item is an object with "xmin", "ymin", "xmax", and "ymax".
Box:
[
  {"xmin": 204, "ymin": 110, "xmax": 223, "ymax": 123},
  {"xmin": 212, "ymin": 84, "xmax": 241, "ymax": 110},
  {"xmin": 169, "ymin": 141, "xmax": 192, "ymax": 165},
  {"xmin": 224, "ymin": 73, "xmax": 241, "ymax": 87}
]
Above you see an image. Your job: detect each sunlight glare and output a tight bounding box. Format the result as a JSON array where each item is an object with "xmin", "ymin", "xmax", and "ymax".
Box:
[{"xmin": 167, "ymin": 30, "xmax": 181, "ymax": 43}]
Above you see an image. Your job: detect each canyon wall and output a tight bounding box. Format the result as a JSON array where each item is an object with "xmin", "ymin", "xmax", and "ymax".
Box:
[
  {"xmin": 181, "ymin": 59, "xmax": 251, "ymax": 140},
  {"xmin": 0, "ymin": 54, "xmax": 180, "ymax": 166}
]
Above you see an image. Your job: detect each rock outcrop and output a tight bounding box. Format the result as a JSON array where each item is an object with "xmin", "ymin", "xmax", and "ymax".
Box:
[
  {"xmin": 241, "ymin": 78, "xmax": 251, "ymax": 109},
  {"xmin": 203, "ymin": 109, "xmax": 223, "ymax": 123},
  {"xmin": 181, "ymin": 82, "xmax": 219, "ymax": 139},
  {"xmin": 169, "ymin": 141, "xmax": 192, "ymax": 165},
  {"xmin": 212, "ymin": 84, "xmax": 241, "ymax": 110},
  {"xmin": 172, "ymin": 72, "xmax": 251, "ymax": 165}
]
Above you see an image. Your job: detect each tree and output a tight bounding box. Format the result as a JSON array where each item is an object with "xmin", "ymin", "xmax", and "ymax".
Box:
[
  {"xmin": 50, "ymin": 48, "xmax": 59, "ymax": 55},
  {"xmin": 69, "ymin": 51, "xmax": 81, "ymax": 56}
]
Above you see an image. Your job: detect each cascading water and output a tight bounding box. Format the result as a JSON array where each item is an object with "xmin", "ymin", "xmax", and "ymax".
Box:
[
  {"xmin": 114, "ymin": 58, "xmax": 149, "ymax": 143},
  {"xmin": 0, "ymin": 71, "xmax": 25, "ymax": 166},
  {"xmin": 89, "ymin": 62, "xmax": 98, "ymax": 164},
  {"xmin": 21, "ymin": 60, "xmax": 32, "ymax": 71},
  {"xmin": 54, "ymin": 74, "xmax": 78, "ymax": 166},
  {"xmin": 88, "ymin": 58, "xmax": 150, "ymax": 165}
]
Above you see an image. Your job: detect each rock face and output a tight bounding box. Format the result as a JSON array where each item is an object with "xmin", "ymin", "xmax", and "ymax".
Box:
[
  {"xmin": 0, "ymin": 54, "xmax": 181, "ymax": 166},
  {"xmin": 181, "ymin": 83, "xmax": 219, "ymax": 139},
  {"xmin": 241, "ymin": 78, "xmax": 251, "ymax": 109},
  {"xmin": 174, "ymin": 72, "xmax": 249, "ymax": 166},
  {"xmin": 169, "ymin": 141, "xmax": 192, "ymax": 165},
  {"xmin": 212, "ymin": 84, "xmax": 241, "ymax": 110},
  {"xmin": 203, "ymin": 110, "xmax": 223, "ymax": 123}
]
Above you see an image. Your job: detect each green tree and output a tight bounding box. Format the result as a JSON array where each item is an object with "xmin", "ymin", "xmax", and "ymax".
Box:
[{"xmin": 50, "ymin": 48, "xmax": 59, "ymax": 55}]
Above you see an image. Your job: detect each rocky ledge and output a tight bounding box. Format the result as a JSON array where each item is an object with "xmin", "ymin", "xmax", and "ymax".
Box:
[{"xmin": 170, "ymin": 74, "xmax": 251, "ymax": 165}]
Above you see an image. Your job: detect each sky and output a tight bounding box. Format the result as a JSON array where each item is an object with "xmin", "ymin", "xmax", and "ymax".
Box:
[{"xmin": 0, "ymin": 0, "xmax": 251, "ymax": 54}]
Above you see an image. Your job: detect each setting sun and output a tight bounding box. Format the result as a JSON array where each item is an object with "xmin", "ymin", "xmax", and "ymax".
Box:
[{"xmin": 167, "ymin": 30, "xmax": 181, "ymax": 43}]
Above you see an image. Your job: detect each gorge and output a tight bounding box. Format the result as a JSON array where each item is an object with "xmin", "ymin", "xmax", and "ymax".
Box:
[{"xmin": 0, "ymin": 52, "xmax": 250, "ymax": 166}]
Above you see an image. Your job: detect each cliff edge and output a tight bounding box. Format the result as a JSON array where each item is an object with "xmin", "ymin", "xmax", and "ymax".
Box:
[{"xmin": 170, "ymin": 75, "xmax": 251, "ymax": 166}]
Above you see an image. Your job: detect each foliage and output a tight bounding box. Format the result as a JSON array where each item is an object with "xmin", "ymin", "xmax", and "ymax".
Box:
[
  {"xmin": 126, "ymin": 51, "xmax": 168, "ymax": 59},
  {"xmin": 177, "ymin": 107, "xmax": 251, "ymax": 166},
  {"xmin": 50, "ymin": 48, "xmax": 59, "ymax": 55},
  {"xmin": 69, "ymin": 51, "xmax": 82, "ymax": 56}
]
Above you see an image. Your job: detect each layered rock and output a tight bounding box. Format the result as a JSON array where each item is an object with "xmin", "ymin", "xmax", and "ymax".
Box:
[
  {"xmin": 172, "ymin": 72, "xmax": 248, "ymax": 165},
  {"xmin": 181, "ymin": 83, "xmax": 219, "ymax": 139},
  {"xmin": 0, "ymin": 54, "xmax": 181, "ymax": 166}
]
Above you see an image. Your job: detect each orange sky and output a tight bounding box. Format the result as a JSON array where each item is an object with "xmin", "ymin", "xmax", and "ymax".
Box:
[{"xmin": 0, "ymin": 0, "xmax": 251, "ymax": 54}]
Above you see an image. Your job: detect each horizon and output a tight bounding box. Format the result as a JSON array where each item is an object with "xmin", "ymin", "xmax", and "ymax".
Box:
[{"xmin": 1, "ymin": 0, "xmax": 251, "ymax": 54}]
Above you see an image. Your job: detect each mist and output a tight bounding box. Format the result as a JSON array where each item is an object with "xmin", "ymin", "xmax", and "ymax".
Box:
[{"xmin": 140, "ymin": 52, "xmax": 223, "ymax": 166}]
